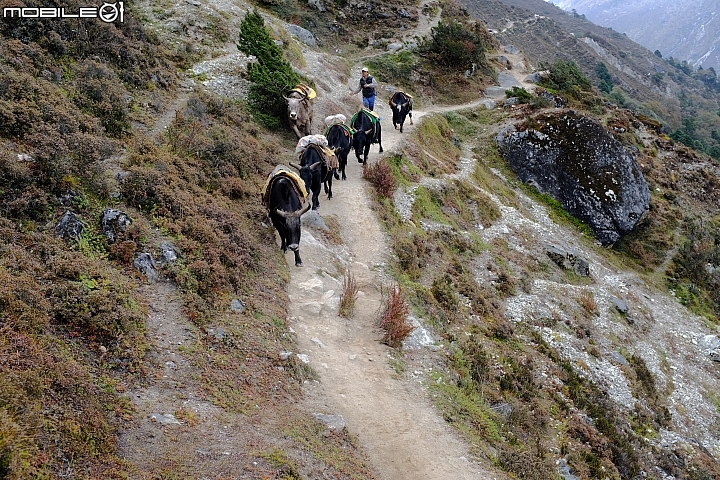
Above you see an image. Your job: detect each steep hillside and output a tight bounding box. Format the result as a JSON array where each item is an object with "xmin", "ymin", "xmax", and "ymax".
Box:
[
  {"xmin": 459, "ymin": 0, "xmax": 720, "ymax": 169},
  {"xmin": 553, "ymin": 0, "xmax": 720, "ymax": 72}
]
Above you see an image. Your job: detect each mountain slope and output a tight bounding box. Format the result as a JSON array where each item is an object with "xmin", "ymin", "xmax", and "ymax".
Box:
[
  {"xmin": 552, "ymin": 0, "xmax": 720, "ymax": 71},
  {"xmin": 1, "ymin": 0, "xmax": 720, "ymax": 479}
]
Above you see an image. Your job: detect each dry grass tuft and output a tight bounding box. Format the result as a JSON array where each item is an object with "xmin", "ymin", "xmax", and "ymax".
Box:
[
  {"xmin": 378, "ymin": 285, "xmax": 414, "ymax": 348},
  {"xmin": 579, "ymin": 290, "xmax": 598, "ymax": 314},
  {"xmin": 338, "ymin": 271, "xmax": 359, "ymax": 319}
]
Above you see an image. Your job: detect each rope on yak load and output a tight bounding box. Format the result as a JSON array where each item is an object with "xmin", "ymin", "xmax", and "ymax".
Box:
[{"xmin": 295, "ymin": 135, "xmax": 339, "ymax": 170}]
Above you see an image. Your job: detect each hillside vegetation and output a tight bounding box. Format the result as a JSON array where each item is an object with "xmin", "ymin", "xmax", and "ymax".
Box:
[{"xmin": 1, "ymin": 0, "xmax": 719, "ymax": 479}]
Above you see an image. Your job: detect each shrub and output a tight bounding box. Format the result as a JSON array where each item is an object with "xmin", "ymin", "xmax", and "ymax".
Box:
[
  {"xmin": 363, "ymin": 159, "xmax": 397, "ymax": 198},
  {"xmin": 236, "ymin": 10, "xmax": 303, "ymax": 128},
  {"xmin": 378, "ymin": 285, "xmax": 414, "ymax": 348},
  {"xmin": 578, "ymin": 290, "xmax": 598, "ymax": 314},
  {"xmin": 418, "ymin": 20, "xmax": 490, "ymax": 72},
  {"xmin": 73, "ymin": 60, "xmax": 131, "ymax": 137},
  {"xmin": 505, "ymin": 86, "xmax": 533, "ymax": 104},
  {"xmin": 367, "ymin": 51, "xmax": 421, "ymax": 86},
  {"xmin": 540, "ymin": 60, "xmax": 592, "ymax": 97}
]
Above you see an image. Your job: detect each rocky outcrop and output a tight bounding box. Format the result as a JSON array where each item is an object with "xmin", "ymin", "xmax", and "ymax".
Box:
[{"xmin": 496, "ymin": 110, "xmax": 650, "ymax": 245}]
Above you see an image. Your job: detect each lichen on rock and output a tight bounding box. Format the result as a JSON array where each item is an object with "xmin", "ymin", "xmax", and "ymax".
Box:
[{"xmin": 496, "ymin": 110, "xmax": 650, "ymax": 245}]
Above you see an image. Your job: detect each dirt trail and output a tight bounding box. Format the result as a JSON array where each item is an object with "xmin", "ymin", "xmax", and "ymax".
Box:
[
  {"xmin": 288, "ymin": 101, "xmax": 504, "ymax": 479},
  {"xmin": 118, "ymin": 1, "xmax": 524, "ymax": 477},
  {"xmin": 287, "ymin": 30, "xmax": 519, "ymax": 476}
]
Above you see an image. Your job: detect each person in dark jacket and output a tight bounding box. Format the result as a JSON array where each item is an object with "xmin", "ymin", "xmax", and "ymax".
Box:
[{"xmin": 348, "ymin": 67, "xmax": 378, "ymax": 111}]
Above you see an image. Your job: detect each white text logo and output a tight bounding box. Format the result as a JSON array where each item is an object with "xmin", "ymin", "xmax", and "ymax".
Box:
[{"xmin": 3, "ymin": 2, "xmax": 124, "ymax": 23}]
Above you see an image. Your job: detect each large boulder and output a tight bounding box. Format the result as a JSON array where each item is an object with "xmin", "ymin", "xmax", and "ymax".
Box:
[{"xmin": 496, "ymin": 110, "xmax": 650, "ymax": 245}]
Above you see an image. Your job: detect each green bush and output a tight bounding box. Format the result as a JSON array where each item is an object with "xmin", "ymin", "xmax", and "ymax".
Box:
[
  {"xmin": 505, "ymin": 86, "xmax": 533, "ymax": 104},
  {"xmin": 540, "ymin": 60, "xmax": 592, "ymax": 97},
  {"xmin": 418, "ymin": 20, "xmax": 489, "ymax": 71},
  {"xmin": 236, "ymin": 10, "xmax": 303, "ymax": 128}
]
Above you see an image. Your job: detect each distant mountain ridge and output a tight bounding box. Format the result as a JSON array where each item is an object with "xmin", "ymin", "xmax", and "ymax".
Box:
[{"xmin": 548, "ymin": 0, "xmax": 720, "ymax": 71}]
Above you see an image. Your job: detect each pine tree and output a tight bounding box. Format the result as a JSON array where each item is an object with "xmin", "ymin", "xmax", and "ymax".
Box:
[{"xmin": 237, "ymin": 10, "xmax": 302, "ymax": 128}]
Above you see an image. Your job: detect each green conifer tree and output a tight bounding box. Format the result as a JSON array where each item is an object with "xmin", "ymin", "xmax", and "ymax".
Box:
[{"xmin": 237, "ymin": 10, "xmax": 302, "ymax": 128}]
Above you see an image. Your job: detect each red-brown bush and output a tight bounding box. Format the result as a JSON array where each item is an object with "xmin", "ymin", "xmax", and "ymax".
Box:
[{"xmin": 378, "ymin": 285, "xmax": 414, "ymax": 348}]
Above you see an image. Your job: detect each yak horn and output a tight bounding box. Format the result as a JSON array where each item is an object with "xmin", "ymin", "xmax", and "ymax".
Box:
[
  {"xmin": 275, "ymin": 208, "xmax": 288, "ymax": 218},
  {"xmin": 289, "ymin": 162, "xmax": 301, "ymax": 171},
  {"xmin": 299, "ymin": 202, "xmax": 311, "ymax": 215},
  {"xmin": 365, "ymin": 128, "xmax": 372, "ymax": 135},
  {"xmin": 310, "ymin": 161, "xmax": 322, "ymax": 170}
]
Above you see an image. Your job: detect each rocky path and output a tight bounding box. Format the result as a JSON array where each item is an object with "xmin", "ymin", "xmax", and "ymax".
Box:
[
  {"xmin": 117, "ymin": 1, "xmax": 523, "ymax": 477},
  {"xmin": 284, "ymin": 22, "xmax": 526, "ymax": 474},
  {"xmin": 286, "ymin": 101, "xmax": 504, "ymax": 479}
]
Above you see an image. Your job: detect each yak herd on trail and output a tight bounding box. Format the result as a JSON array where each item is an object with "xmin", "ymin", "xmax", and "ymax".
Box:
[{"xmin": 263, "ymin": 83, "xmax": 413, "ymax": 266}]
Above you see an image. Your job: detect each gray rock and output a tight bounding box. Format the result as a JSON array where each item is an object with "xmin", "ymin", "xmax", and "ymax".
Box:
[
  {"xmin": 504, "ymin": 45, "xmax": 520, "ymax": 54},
  {"xmin": 699, "ymin": 334, "xmax": 720, "ymax": 351},
  {"xmin": 545, "ymin": 243, "xmax": 590, "ymax": 277},
  {"xmin": 558, "ymin": 458, "xmax": 581, "ymax": 480},
  {"xmin": 610, "ymin": 351, "xmax": 628, "ymax": 365},
  {"xmin": 387, "ymin": 42, "xmax": 403, "ymax": 53},
  {"xmin": 496, "ymin": 55, "xmax": 511, "ymax": 68},
  {"xmin": 133, "ymin": 252, "xmax": 158, "ymax": 283},
  {"xmin": 504, "ymin": 97, "xmax": 520, "ymax": 107},
  {"xmin": 484, "ymin": 86, "xmax": 507, "ymax": 98},
  {"xmin": 55, "ymin": 211, "xmax": 84, "ymax": 242},
  {"xmin": 150, "ymin": 413, "xmax": 182, "ymax": 425},
  {"xmin": 313, "ymin": 413, "xmax": 346, "ymax": 432},
  {"xmin": 307, "ymin": 0, "xmax": 325, "ymax": 12},
  {"xmin": 287, "ymin": 24, "xmax": 316, "ymax": 47},
  {"xmin": 524, "ymin": 72, "xmax": 543, "ymax": 83},
  {"xmin": 402, "ymin": 316, "xmax": 434, "ymax": 350},
  {"xmin": 58, "ymin": 189, "xmax": 80, "ymax": 207},
  {"xmin": 101, "ymin": 208, "xmax": 132, "ymax": 243},
  {"xmin": 700, "ymin": 335, "xmax": 720, "ymax": 361},
  {"xmin": 214, "ymin": 327, "xmax": 225, "ymax": 340},
  {"xmin": 231, "ymin": 299, "xmax": 245, "ymax": 313},
  {"xmin": 497, "ymin": 72, "xmax": 521, "ymax": 88},
  {"xmin": 490, "ymin": 402, "xmax": 512, "ymax": 418},
  {"xmin": 479, "ymin": 99, "xmax": 496, "ymax": 109},
  {"xmin": 464, "ymin": 62, "xmax": 477, "ymax": 78},
  {"xmin": 302, "ymin": 210, "xmax": 328, "ymax": 230},
  {"xmin": 611, "ymin": 296, "xmax": 629, "ymax": 314},
  {"xmin": 536, "ymin": 90, "xmax": 567, "ymax": 108},
  {"xmin": 497, "ymin": 111, "xmax": 650, "ymax": 245},
  {"xmin": 159, "ymin": 241, "xmax": 179, "ymax": 264}
]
